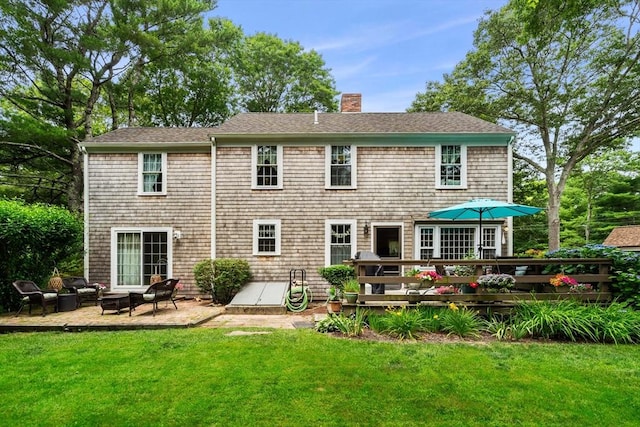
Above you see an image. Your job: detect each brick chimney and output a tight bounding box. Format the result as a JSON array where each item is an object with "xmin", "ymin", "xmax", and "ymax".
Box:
[{"xmin": 340, "ymin": 93, "xmax": 361, "ymax": 113}]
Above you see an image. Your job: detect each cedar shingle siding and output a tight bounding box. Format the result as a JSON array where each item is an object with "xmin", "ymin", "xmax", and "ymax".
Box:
[{"xmin": 82, "ymin": 111, "xmax": 514, "ymax": 298}]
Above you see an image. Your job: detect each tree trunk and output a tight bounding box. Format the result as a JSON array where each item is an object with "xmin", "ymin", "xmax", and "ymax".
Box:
[
  {"xmin": 547, "ymin": 200, "xmax": 560, "ymax": 252},
  {"xmin": 67, "ymin": 142, "xmax": 83, "ymax": 213}
]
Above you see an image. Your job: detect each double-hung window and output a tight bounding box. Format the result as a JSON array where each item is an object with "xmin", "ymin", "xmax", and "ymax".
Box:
[
  {"xmin": 252, "ymin": 145, "xmax": 283, "ymax": 189},
  {"xmin": 111, "ymin": 228, "xmax": 172, "ymax": 288},
  {"xmin": 325, "ymin": 220, "xmax": 357, "ymax": 265},
  {"xmin": 435, "ymin": 144, "xmax": 466, "ymax": 189},
  {"xmin": 138, "ymin": 153, "xmax": 167, "ymax": 195},
  {"xmin": 253, "ymin": 219, "xmax": 281, "ymax": 255},
  {"xmin": 326, "ymin": 145, "xmax": 356, "ymax": 189}
]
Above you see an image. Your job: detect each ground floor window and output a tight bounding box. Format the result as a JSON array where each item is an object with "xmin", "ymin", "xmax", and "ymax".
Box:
[
  {"xmin": 325, "ymin": 220, "xmax": 357, "ymax": 265},
  {"xmin": 416, "ymin": 225, "xmax": 499, "ymax": 260},
  {"xmin": 253, "ymin": 219, "xmax": 281, "ymax": 255},
  {"xmin": 111, "ymin": 228, "xmax": 171, "ymax": 288}
]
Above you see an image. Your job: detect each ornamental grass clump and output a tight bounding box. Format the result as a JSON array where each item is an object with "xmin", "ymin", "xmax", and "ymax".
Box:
[
  {"xmin": 369, "ymin": 306, "xmax": 426, "ymax": 340},
  {"xmin": 439, "ymin": 303, "xmax": 483, "ymax": 338}
]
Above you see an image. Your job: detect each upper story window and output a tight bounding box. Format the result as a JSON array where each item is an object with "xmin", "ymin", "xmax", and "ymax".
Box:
[
  {"xmin": 436, "ymin": 145, "xmax": 467, "ymax": 189},
  {"xmin": 138, "ymin": 153, "xmax": 167, "ymax": 195},
  {"xmin": 252, "ymin": 145, "xmax": 283, "ymax": 189},
  {"xmin": 253, "ymin": 219, "xmax": 281, "ymax": 256},
  {"xmin": 326, "ymin": 145, "xmax": 357, "ymax": 189}
]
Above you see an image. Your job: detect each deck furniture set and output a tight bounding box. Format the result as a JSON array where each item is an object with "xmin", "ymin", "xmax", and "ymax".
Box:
[{"xmin": 12, "ymin": 278, "xmax": 180, "ymax": 317}]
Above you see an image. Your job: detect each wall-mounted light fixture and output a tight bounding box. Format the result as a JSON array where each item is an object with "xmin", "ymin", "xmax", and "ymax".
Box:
[
  {"xmin": 173, "ymin": 230, "xmax": 182, "ymax": 240},
  {"xmin": 363, "ymin": 221, "xmax": 370, "ymax": 236}
]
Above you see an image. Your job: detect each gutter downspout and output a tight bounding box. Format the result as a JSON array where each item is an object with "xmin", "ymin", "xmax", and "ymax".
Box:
[
  {"xmin": 507, "ymin": 135, "xmax": 515, "ymax": 255},
  {"xmin": 81, "ymin": 145, "xmax": 90, "ymax": 279},
  {"xmin": 210, "ymin": 137, "xmax": 216, "ymax": 259}
]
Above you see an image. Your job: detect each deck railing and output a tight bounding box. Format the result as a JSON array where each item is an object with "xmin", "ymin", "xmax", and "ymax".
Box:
[{"xmin": 347, "ymin": 258, "xmax": 613, "ymax": 308}]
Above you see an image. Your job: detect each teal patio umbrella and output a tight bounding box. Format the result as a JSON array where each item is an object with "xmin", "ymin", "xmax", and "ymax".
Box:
[{"xmin": 428, "ymin": 198, "xmax": 542, "ymax": 256}]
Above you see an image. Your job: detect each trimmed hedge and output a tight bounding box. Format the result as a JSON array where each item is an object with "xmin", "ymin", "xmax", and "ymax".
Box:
[
  {"xmin": 0, "ymin": 199, "xmax": 83, "ymax": 312},
  {"xmin": 193, "ymin": 258, "xmax": 252, "ymax": 305},
  {"xmin": 318, "ymin": 265, "xmax": 355, "ymax": 290}
]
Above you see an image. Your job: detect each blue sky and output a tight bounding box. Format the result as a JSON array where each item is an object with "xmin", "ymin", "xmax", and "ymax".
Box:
[{"xmin": 213, "ymin": 0, "xmax": 508, "ymax": 112}]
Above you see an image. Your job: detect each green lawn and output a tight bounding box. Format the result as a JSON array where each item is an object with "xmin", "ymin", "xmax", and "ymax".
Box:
[{"xmin": 1, "ymin": 328, "xmax": 639, "ymax": 426}]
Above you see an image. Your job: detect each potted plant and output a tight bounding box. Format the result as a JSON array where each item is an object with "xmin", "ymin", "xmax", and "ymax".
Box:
[
  {"xmin": 461, "ymin": 281, "xmax": 479, "ymax": 294},
  {"xmin": 326, "ymin": 286, "xmax": 342, "ymax": 313},
  {"xmin": 404, "ymin": 268, "xmax": 442, "ymax": 291},
  {"xmin": 477, "ymin": 273, "xmax": 516, "ymax": 293},
  {"xmin": 343, "ymin": 279, "xmax": 360, "ymax": 304},
  {"xmin": 549, "ymin": 273, "xmax": 578, "ymax": 292},
  {"xmin": 318, "ymin": 265, "xmax": 355, "ymax": 313}
]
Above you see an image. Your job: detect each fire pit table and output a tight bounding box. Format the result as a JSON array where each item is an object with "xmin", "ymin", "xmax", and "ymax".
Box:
[{"xmin": 100, "ymin": 294, "xmax": 129, "ymax": 315}]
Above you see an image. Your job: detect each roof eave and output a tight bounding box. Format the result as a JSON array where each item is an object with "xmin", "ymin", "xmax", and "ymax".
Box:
[
  {"xmin": 80, "ymin": 141, "xmax": 213, "ymax": 153},
  {"xmin": 212, "ymin": 132, "xmax": 515, "ymax": 145}
]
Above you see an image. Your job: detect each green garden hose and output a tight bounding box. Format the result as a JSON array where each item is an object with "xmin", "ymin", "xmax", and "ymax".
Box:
[{"xmin": 285, "ymin": 285, "xmax": 312, "ymax": 312}]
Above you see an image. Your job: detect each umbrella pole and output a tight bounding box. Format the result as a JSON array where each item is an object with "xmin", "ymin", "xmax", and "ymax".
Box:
[{"xmin": 477, "ymin": 211, "xmax": 483, "ymax": 259}]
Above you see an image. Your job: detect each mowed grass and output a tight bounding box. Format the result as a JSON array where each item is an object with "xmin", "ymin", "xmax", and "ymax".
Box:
[{"xmin": 1, "ymin": 328, "xmax": 640, "ymax": 426}]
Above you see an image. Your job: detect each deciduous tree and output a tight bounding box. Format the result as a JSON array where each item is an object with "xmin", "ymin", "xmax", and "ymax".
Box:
[
  {"xmin": 410, "ymin": 0, "xmax": 640, "ymax": 251},
  {"xmin": 0, "ymin": 0, "xmax": 216, "ymax": 211}
]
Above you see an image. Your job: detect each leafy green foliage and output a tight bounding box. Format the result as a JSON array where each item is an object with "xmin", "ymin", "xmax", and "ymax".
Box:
[
  {"xmin": 231, "ymin": 32, "xmax": 338, "ymax": 113},
  {"xmin": 507, "ymin": 299, "xmax": 640, "ymax": 343},
  {"xmin": 410, "ymin": 0, "xmax": 640, "ymax": 251},
  {"xmin": 544, "ymin": 244, "xmax": 640, "ymax": 306},
  {"xmin": 0, "ymin": 0, "xmax": 216, "ymax": 210},
  {"xmin": 315, "ymin": 309, "xmax": 367, "ymax": 337},
  {"xmin": 317, "ymin": 265, "xmax": 355, "ymax": 290},
  {"xmin": 192, "ymin": 258, "xmax": 252, "ymax": 304},
  {"xmin": 0, "ymin": 199, "xmax": 82, "ymax": 312},
  {"xmin": 559, "ymin": 151, "xmax": 640, "ymax": 247},
  {"xmin": 439, "ymin": 305, "xmax": 483, "ymax": 338},
  {"xmin": 368, "ymin": 306, "xmax": 427, "ymax": 340}
]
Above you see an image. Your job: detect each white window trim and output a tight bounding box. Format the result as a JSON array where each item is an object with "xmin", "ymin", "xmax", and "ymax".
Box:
[
  {"xmin": 251, "ymin": 145, "xmax": 283, "ymax": 190},
  {"xmin": 110, "ymin": 227, "xmax": 173, "ymax": 292},
  {"xmin": 414, "ymin": 224, "xmax": 500, "ymax": 258},
  {"xmin": 138, "ymin": 152, "xmax": 167, "ymax": 196},
  {"xmin": 325, "ymin": 145, "xmax": 357, "ymax": 189},
  {"xmin": 435, "ymin": 145, "xmax": 467, "ymax": 189},
  {"xmin": 324, "ymin": 219, "xmax": 358, "ymax": 266},
  {"xmin": 253, "ymin": 219, "xmax": 281, "ymax": 256}
]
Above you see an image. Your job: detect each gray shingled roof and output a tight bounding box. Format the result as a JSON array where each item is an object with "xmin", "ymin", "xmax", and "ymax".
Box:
[
  {"xmin": 89, "ymin": 127, "xmax": 214, "ymax": 143},
  {"xmin": 86, "ymin": 112, "xmax": 513, "ymax": 144},
  {"xmin": 214, "ymin": 112, "xmax": 514, "ymax": 135}
]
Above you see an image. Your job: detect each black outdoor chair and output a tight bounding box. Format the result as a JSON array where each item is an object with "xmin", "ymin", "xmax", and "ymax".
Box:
[
  {"xmin": 129, "ymin": 278, "xmax": 180, "ymax": 317},
  {"xmin": 62, "ymin": 277, "xmax": 99, "ymax": 307},
  {"xmin": 12, "ymin": 280, "xmax": 58, "ymax": 317}
]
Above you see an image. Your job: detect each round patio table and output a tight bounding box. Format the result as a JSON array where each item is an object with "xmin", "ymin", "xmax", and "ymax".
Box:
[{"xmin": 57, "ymin": 293, "xmax": 78, "ymax": 312}]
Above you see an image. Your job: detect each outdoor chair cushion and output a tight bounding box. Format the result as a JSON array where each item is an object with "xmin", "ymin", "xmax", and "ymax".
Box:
[
  {"xmin": 76, "ymin": 287, "xmax": 96, "ymax": 295},
  {"xmin": 129, "ymin": 278, "xmax": 180, "ymax": 316}
]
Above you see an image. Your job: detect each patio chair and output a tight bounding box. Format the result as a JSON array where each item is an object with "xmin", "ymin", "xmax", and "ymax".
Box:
[
  {"xmin": 62, "ymin": 277, "xmax": 99, "ymax": 308},
  {"xmin": 129, "ymin": 278, "xmax": 180, "ymax": 317},
  {"xmin": 12, "ymin": 280, "xmax": 58, "ymax": 317}
]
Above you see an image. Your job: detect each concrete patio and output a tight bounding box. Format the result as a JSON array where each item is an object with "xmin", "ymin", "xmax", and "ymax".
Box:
[{"xmin": 0, "ymin": 298, "xmax": 321, "ymax": 332}]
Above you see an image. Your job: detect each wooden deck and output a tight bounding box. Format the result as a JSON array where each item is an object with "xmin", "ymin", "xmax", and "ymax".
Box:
[{"xmin": 347, "ymin": 258, "xmax": 613, "ymax": 313}]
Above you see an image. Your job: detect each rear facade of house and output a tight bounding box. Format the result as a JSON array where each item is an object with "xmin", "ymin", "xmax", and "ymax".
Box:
[{"xmin": 81, "ymin": 94, "xmax": 515, "ymax": 298}]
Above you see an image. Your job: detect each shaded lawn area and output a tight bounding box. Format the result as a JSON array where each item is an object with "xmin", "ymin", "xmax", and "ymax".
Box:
[{"xmin": 1, "ymin": 328, "xmax": 639, "ymax": 426}]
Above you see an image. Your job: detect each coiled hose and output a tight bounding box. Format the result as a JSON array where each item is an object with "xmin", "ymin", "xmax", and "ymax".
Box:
[{"xmin": 285, "ymin": 285, "xmax": 312, "ymax": 312}]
